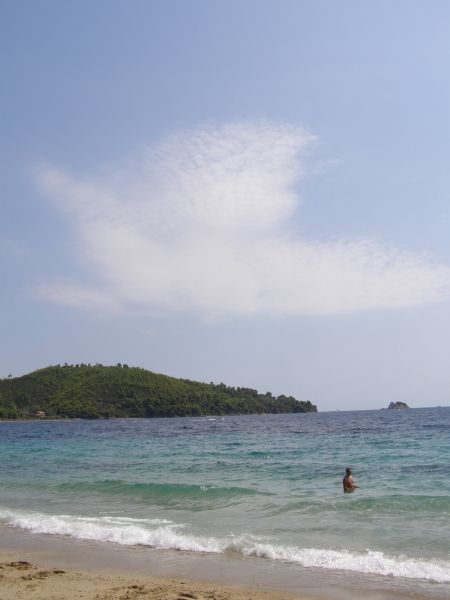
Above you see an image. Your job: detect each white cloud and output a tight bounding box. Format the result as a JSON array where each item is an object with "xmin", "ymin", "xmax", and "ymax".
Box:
[{"xmin": 37, "ymin": 121, "xmax": 450, "ymax": 316}]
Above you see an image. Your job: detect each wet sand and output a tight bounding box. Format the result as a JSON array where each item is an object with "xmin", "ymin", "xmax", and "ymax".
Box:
[
  {"xmin": 0, "ymin": 552, "xmax": 311, "ymax": 600},
  {"xmin": 0, "ymin": 526, "xmax": 445, "ymax": 600}
]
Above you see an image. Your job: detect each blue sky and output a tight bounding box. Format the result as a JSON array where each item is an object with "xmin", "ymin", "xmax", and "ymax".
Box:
[{"xmin": 1, "ymin": 0, "xmax": 450, "ymax": 410}]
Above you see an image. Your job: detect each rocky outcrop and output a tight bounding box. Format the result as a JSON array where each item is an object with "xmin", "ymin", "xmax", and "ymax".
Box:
[{"xmin": 388, "ymin": 401, "xmax": 409, "ymax": 409}]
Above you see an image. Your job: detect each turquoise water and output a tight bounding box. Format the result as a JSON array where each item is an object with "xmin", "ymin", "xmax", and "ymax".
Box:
[{"xmin": 1, "ymin": 409, "xmax": 450, "ymax": 587}]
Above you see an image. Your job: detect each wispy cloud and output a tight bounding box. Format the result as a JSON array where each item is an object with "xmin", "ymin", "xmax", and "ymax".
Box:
[
  {"xmin": 37, "ymin": 121, "xmax": 450, "ymax": 316},
  {"xmin": 37, "ymin": 282, "xmax": 121, "ymax": 314}
]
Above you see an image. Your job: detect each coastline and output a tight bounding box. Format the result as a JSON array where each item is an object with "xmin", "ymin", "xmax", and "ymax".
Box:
[
  {"xmin": 0, "ymin": 551, "xmax": 308, "ymax": 600},
  {"xmin": 0, "ymin": 526, "xmax": 316, "ymax": 600},
  {"xmin": 0, "ymin": 526, "xmax": 445, "ymax": 600}
]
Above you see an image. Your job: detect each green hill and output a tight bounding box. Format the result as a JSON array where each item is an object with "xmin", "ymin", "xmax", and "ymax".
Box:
[{"xmin": 0, "ymin": 365, "xmax": 317, "ymax": 419}]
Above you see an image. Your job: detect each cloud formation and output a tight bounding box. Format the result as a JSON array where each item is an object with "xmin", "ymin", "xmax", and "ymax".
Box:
[{"xmin": 37, "ymin": 121, "xmax": 450, "ymax": 316}]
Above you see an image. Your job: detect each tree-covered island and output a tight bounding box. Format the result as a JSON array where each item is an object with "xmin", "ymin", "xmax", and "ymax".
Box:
[{"xmin": 0, "ymin": 365, "xmax": 317, "ymax": 419}]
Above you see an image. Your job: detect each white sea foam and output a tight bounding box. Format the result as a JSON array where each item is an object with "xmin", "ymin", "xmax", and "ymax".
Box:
[
  {"xmin": 231, "ymin": 540, "xmax": 450, "ymax": 582},
  {"xmin": 0, "ymin": 508, "xmax": 221, "ymax": 553},
  {"xmin": 1, "ymin": 507, "xmax": 450, "ymax": 583}
]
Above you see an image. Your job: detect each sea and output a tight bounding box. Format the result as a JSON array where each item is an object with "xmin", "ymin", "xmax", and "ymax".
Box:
[{"xmin": 1, "ymin": 408, "xmax": 450, "ymax": 598}]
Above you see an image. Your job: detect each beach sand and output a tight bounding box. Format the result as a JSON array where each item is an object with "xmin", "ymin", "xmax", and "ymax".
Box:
[
  {"xmin": 0, "ymin": 551, "xmax": 311, "ymax": 600},
  {"xmin": 0, "ymin": 527, "xmax": 444, "ymax": 600}
]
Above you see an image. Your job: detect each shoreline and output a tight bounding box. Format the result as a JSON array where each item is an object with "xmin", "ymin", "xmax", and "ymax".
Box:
[
  {"xmin": 0, "ymin": 551, "xmax": 309, "ymax": 600},
  {"xmin": 3, "ymin": 411, "xmax": 450, "ymax": 600},
  {"xmin": 0, "ymin": 526, "xmax": 446, "ymax": 600},
  {"xmin": 0, "ymin": 410, "xmax": 318, "ymax": 423}
]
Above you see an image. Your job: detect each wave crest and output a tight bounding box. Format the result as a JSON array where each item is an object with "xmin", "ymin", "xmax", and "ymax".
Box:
[{"xmin": 1, "ymin": 507, "xmax": 450, "ymax": 583}]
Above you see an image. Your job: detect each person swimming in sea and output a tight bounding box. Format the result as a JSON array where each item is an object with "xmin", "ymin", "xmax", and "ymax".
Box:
[{"xmin": 343, "ymin": 467, "xmax": 359, "ymax": 493}]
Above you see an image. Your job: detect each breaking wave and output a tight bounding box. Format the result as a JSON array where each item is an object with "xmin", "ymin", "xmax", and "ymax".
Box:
[{"xmin": 1, "ymin": 507, "xmax": 450, "ymax": 583}]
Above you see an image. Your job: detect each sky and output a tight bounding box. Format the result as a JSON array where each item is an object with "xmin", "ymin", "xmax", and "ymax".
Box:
[{"xmin": 1, "ymin": 0, "xmax": 450, "ymax": 411}]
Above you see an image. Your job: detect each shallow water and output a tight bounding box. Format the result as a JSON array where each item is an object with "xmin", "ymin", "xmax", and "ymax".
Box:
[{"xmin": 1, "ymin": 408, "xmax": 449, "ymax": 590}]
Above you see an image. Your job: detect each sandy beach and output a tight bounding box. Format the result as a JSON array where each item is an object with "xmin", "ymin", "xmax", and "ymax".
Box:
[
  {"xmin": 0, "ymin": 550, "xmax": 312, "ymax": 600},
  {"xmin": 1, "ymin": 528, "xmax": 445, "ymax": 600}
]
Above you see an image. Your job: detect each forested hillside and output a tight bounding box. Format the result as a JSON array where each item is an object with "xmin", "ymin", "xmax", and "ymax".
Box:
[{"xmin": 0, "ymin": 365, "xmax": 317, "ymax": 419}]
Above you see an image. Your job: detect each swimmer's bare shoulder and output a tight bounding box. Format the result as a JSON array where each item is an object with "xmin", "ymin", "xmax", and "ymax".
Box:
[{"xmin": 343, "ymin": 468, "xmax": 359, "ymax": 493}]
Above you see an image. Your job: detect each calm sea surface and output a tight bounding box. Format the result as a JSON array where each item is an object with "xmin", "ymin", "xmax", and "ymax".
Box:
[{"xmin": 1, "ymin": 408, "xmax": 450, "ymax": 590}]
